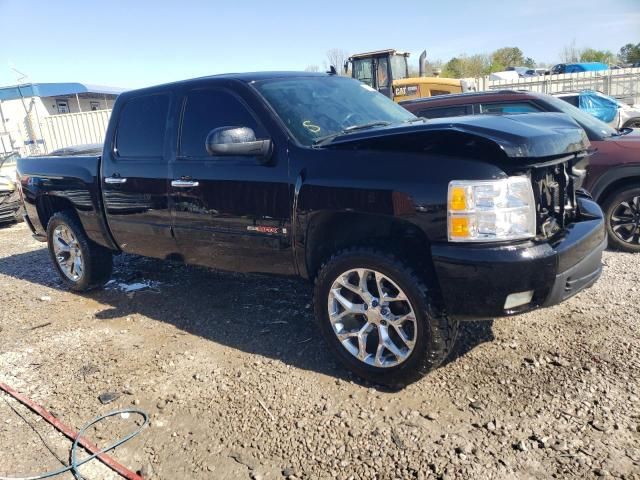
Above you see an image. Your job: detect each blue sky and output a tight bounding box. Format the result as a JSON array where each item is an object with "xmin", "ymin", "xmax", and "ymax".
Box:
[{"xmin": 1, "ymin": 0, "xmax": 638, "ymax": 89}]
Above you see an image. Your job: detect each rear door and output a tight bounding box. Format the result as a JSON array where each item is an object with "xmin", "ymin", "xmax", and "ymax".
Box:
[
  {"xmin": 101, "ymin": 92, "xmax": 177, "ymax": 258},
  {"xmin": 169, "ymin": 86, "xmax": 292, "ymax": 274}
]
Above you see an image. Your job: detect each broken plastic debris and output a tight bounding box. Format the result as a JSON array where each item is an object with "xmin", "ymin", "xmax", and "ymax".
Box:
[
  {"xmin": 98, "ymin": 392, "xmax": 121, "ymax": 404},
  {"xmin": 106, "ymin": 280, "xmax": 161, "ymax": 293}
]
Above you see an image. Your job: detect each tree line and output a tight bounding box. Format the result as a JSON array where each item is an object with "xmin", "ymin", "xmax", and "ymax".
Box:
[
  {"xmin": 307, "ymin": 42, "xmax": 640, "ymax": 79},
  {"xmin": 440, "ymin": 42, "xmax": 639, "ymax": 78}
]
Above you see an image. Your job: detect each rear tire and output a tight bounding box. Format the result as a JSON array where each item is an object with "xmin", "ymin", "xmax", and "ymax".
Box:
[
  {"xmin": 46, "ymin": 211, "xmax": 113, "ymax": 291},
  {"xmin": 313, "ymin": 247, "xmax": 458, "ymax": 387},
  {"xmin": 602, "ymin": 185, "xmax": 640, "ymax": 253}
]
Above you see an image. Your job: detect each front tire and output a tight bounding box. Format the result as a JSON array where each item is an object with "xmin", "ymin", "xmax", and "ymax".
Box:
[
  {"xmin": 313, "ymin": 248, "xmax": 458, "ymax": 387},
  {"xmin": 602, "ymin": 186, "xmax": 640, "ymax": 253},
  {"xmin": 46, "ymin": 211, "xmax": 113, "ymax": 291}
]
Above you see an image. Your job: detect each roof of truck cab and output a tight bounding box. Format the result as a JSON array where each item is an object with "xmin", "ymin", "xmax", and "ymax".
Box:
[
  {"xmin": 349, "ymin": 49, "xmax": 409, "ymax": 60},
  {"xmin": 119, "ymin": 71, "xmax": 339, "ymax": 96}
]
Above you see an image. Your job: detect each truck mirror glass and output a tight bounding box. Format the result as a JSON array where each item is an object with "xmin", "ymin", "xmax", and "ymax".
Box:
[{"xmin": 205, "ymin": 126, "xmax": 272, "ymax": 163}]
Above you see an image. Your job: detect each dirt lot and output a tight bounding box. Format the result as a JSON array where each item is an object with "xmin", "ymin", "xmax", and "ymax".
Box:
[{"xmin": 0, "ymin": 221, "xmax": 638, "ymax": 480}]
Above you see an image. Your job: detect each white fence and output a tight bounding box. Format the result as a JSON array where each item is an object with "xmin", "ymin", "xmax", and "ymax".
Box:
[
  {"xmin": 0, "ymin": 132, "xmax": 12, "ymax": 155},
  {"xmin": 41, "ymin": 109, "xmax": 112, "ymax": 153},
  {"xmin": 477, "ymin": 67, "xmax": 640, "ymax": 105}
]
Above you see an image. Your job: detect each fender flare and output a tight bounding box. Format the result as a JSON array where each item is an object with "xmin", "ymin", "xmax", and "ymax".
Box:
[{"xmin": 590, "ymin": 165, "xmax": 640, "ymax": 202}]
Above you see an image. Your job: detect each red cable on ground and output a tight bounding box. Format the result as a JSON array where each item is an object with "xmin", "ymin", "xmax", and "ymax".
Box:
[{"xmin": 0, "ymin": 382, "xmax": 144, "ymax": 480}]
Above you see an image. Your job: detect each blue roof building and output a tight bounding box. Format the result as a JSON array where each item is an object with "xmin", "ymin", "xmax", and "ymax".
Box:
[{"xmin": 0, "ymin": 82, "xmax": 126, "ymax": 155}]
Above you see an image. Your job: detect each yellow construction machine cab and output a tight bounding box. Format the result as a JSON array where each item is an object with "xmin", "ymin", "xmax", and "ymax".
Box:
[
  {"xmin": 346, "ymin": 49, "xmax": 410, "ymax": 100},
  {"xmin": 347, "ymin": 49, "xmax": 471, "ymax": 102}
]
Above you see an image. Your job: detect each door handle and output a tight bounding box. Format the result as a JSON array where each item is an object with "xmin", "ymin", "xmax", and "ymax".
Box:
[
  {"xmin": 171, "ymin": 179, "xmax": 200, "ymax": 188},
  {"xmin": 104, "ymin": 177, "xmax": 127, "ymax": 184}
]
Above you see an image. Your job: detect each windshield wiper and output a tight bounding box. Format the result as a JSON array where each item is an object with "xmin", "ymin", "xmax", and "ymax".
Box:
[
  {"xmin": 343, "ymin": 121, "xmax": 391, "ymax": 132},
  {"xmin": 403, "ymin": 117, "xmax": 427, "ymax": 124},
  {"xmin": 313, "ymin": 121, "xmax": 391, "ymax": 147}
]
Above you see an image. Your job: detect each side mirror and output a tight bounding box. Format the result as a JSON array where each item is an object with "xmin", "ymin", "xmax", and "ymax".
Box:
[{"xmin": 205, "ymin": 126, "xmax": 272, "ymax": 162}]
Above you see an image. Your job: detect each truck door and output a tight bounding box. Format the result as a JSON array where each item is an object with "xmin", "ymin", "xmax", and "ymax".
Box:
[
  {"xmin": 101, "ymin": 92, "xmax": 177, "ymax": 258},
  {"xmin": 169, "ymin": 87, "xmax": 293, "ymax": 274},
  {"xmin": 374, "ymin": 56, "xmax": 392, "ymax": 99}
]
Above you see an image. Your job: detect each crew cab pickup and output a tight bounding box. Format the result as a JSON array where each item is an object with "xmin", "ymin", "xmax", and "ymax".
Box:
[{"xmin": 17, "ymin": 72, "xmax": 606, "ymax": 386}]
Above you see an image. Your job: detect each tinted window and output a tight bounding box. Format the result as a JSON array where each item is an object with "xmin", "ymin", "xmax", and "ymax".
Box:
[
  {"xmin": 180, "ymin": 90, "xmax": 263, "ymax": 157},
  {"xmin": 559, "ymin": 95, "xmax": 579, "ymax": 107},
  {"xmin": 429, "ymin": 89, "xmax": 454, "ymax": 97},
  {"xmin": 116, "ymin": 94, "xmax": 169, "ymax": 157},
  {"xmin": 417, "ymin": 105, "xmax": 471, "ymax": 119},
  {"xmin": 479, "ymin": 102, "xmax": 541, "ymax": 114}
]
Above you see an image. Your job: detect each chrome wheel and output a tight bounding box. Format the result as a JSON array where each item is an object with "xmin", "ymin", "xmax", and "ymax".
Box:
[
  {"xmin": 52, "ymin": 225, "xmax": 84, "ymax": 281},
  {"xmin": 610, "ymin": 196, "xmax": 640, "ymax": 245},
  {"xmin": 328, "ymin": 268, "xmax": 417, "ymax": 368}
]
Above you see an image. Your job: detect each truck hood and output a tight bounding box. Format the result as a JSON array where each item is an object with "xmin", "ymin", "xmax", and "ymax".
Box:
[{"xmin": 323, "ymin": 112, "xmax": 590, "ymax": 160}]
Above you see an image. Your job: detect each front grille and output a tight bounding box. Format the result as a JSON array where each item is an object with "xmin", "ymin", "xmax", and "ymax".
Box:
[{"xmin": 531, "ymin": 160, "xmax": 578, "ymax": 238}]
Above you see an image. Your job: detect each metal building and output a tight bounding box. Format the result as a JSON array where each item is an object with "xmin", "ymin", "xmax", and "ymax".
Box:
[{"xmin": 0, "ymin": 83, "xmax": 125, "ymax": 156}]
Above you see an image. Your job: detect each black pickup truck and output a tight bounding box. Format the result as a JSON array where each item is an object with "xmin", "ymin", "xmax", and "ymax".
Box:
[{"xmin": 17, "ymin": 72, "xmax": 606, "ymax": 386}]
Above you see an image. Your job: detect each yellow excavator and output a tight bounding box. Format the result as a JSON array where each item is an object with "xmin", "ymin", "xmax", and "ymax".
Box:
[{"xmin": 345, "ymin": 49, "xmax": 476, "ymax": 103}]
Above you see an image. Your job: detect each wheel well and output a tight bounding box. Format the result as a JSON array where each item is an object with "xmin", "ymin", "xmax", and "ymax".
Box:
[
  {"xmin": 305, "ymin": 212, "xmax": 435, "ymax": 282},
  {"xmin": 622, "ymin": 117, "xmax": 640, "ymax": 128},
  {"xmin": 36, "ymin": 195, "xmax": 76, "ymax": 231},
  {"xmin": 596, "ymin": 176, "xmax": 640, "ymax": 205}
]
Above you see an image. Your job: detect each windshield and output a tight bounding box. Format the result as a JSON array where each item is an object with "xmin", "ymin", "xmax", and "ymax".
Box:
[
  {"xmin": 545, "ymin": 94, "xmax": 618, "ymax": 139},
  {"xmin": 254, "ymin": 76, "xmax": 416, "ymax": 146}
]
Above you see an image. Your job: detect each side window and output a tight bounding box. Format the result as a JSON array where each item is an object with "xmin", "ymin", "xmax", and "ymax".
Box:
[
  {"xmin": 478, "ymin": 102, "xmax": 541, "ymax": 114},
  {"xmin": 417, "ymin": 105, "xmax": 471, "ymax": 119},
  {"xmin": 429, "ymin": 89, "xmax": 455, "ymax": 97},
  {"xmin": 179, "ymin": 90, "xmax": 264, "ymax": 158},
  {"xmin": 376, "ymin": 57, "xmax": 390, "ymax": 88},
  {"xmin": 562, "ymin": 95, "xmax": 580, "ymax": 107},
  {"xmin": 116, "ymin": 94, "xmax": 169, "ymax": 158}
]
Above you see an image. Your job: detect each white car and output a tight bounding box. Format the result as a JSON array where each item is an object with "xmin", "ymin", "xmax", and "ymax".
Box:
[
  {"xmin": 554, "ymin": 91, "xmax": 640, "ymax": 129},
  {"xmin": 0, "ymin": 152, "xmax": 22, "ymax": 224}
]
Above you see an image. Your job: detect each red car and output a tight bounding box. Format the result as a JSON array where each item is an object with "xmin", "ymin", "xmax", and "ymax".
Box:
[{"xmin": 402, "ymin": 91, "xmax": 640, "ymax": 252}]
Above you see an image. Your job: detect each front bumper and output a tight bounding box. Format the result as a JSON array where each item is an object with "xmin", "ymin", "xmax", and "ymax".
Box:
[
  {"xmin": 431, "ymin": 196, "xmax": 606, "ymax": 320},
  {"xmin": 0, "ymin": 190, "xmax": 21, "ymax": 223}
]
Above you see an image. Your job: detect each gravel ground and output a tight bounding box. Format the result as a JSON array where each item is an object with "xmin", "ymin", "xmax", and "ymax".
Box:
[{"xmin": 0, "ymin": 221, "xmax": 638, "ymax": 480}]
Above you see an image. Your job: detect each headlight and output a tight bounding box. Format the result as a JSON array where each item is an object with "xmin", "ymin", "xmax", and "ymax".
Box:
[{"xmin": 448, "ymin": 176, "xmax": 536, "ymax": 242}]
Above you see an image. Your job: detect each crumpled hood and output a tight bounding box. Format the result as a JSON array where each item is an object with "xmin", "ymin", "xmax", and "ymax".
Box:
[{"xmin": 324, "ymin": 112, "xmax": 590, "ymax": 159}]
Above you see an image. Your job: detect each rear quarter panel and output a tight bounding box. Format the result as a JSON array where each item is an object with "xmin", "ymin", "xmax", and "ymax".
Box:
[{"xmin": 17, "ymin": 155, "xmax": 117, "ymax": 249}]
